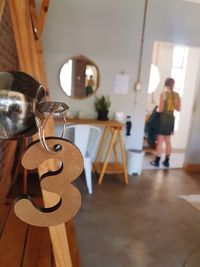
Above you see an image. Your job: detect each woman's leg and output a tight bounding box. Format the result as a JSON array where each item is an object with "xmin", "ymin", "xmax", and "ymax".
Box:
[
  {"xmin": 165, "ymin": 135, "xmax": 171, "ymax": 156},
  {"xmin": 156, "ymin": 135, "xmax": 164, "ymax": 157},
  {"xmin": 162, "ymin": 135, "xmax": 171, "ymax": 167},
  {"xmin": 150, "ymin": 135, "xmax": 164, "ymax": 167}
]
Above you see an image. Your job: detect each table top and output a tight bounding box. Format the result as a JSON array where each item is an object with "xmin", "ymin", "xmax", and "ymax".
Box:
[{"xmin": 54, "ymin": 117, "xmax": 124, "ymax": 128}]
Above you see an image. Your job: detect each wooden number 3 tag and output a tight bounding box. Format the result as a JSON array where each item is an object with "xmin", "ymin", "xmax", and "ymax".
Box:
[{"xmin": 14, "ymin": 137, "xmax": 84, "ymax": 227}]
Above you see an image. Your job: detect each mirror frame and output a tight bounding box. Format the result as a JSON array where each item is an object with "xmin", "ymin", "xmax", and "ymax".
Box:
[{"xmin": 59, "ymin": 55, "xmax": 100, "ymax": 100}]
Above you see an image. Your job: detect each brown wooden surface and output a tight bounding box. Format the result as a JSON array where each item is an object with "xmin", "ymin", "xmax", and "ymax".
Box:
[
  {"xmin": 8, "ymin": 1, "xmax": 78, "ymax": 266},
  {"xmin": 93, "ymin": 162, "xmax": 125, "ymax": 174},
  {"xmin": 66, "ymin": 221, "xmax": 80, "ymax": 267},
  {"xmin": 0, "ymin": 142, "xmax": 17, "ymax": 198},
  {"xmin": 37, "ymin": 0, "xmax": 49, "ymax": 38},
  {"xmin": 97, "ymin": 128, "xmax": 118, "ymax": 184},
  {"xmin": 22, "ymin": 226, "xmax": 53, "ymax": 267},
  {"xmin": 0, "ymin": 0, "xmax": 5, "ymax": 19},
  {"xmin": 56, "ymin": 117, "xmax": 124, "ymax": 128},
  {"xmin": 0, "ymin": 197, "xmax": 81, "ymax": 267},
  {"xmin": 0, "ymin": 205, "xmax": 28, "ymax": 266},
  {"xmin": 0, "ymin": 142, "xmax": 17, "ymax": 236}
]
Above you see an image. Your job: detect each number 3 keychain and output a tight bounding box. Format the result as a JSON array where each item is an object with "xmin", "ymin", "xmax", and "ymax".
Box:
[{"xmin": 0, "ymin": 71, "xmax": 84, "ymax": 227}]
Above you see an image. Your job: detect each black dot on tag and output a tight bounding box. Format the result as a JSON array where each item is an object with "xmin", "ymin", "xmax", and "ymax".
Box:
[{"xmin": 53, "ymin": 144, "xmax": 62, "ymax": 152}]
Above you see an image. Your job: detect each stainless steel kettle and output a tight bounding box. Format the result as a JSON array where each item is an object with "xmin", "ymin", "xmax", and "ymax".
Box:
[{"xmin": 0, "ymin": 71, "xmax": 45, "ymax": 139}]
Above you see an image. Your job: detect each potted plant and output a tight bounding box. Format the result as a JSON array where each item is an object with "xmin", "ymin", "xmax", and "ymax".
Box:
[{"xmin": 95, "ymin": 95, "xmax": 111, "ymax": 120}]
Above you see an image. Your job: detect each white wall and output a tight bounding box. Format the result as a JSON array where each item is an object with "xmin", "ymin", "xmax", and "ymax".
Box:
[
  {"xmin": 185, "ymin": 67, "xmax": 200, "ymax": 163},
  {"xmin": 172, "ymin": 47, "xmax": 200, "ymax": 149},
  {"xmin": 42, "ymin": 0, "xmax": 200, "ymax": 163},
  {"xmin": 43, "ymin": 0, "xmax": 146, "ymax": 150}
]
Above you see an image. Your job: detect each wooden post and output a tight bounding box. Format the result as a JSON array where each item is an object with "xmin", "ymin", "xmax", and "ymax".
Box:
[
  {"xmin": 37, "ymin": 0, "xmax": 49, "ymax": 38},
  {"xmin": 8, "ymin": 1, "xmax": 73, "ymax": 266},
  {"xmin": 0, "ymin": 0, "xmax": 5, "ymax": 20}
]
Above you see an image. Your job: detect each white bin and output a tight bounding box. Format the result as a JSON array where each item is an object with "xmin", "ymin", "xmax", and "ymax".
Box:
[{"xmin": 126, "ymin": 149, "xmax": 144, "ymax": 175}]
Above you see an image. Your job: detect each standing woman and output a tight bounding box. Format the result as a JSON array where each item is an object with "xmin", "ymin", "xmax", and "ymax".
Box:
[{"xmin": 151, "ymin": 78, "xmax": 181, "ymax": 167}]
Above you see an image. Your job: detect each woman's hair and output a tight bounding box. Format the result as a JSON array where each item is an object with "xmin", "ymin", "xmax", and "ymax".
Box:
[{"xmin": 164, "ymin": 78, "xmax": 175, "ymax": 90}]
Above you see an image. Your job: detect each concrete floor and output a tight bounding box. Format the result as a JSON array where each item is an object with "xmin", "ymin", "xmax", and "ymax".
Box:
[{"xmin": 74, "ymin": 170, "xmax": 200, "ymax": 267}]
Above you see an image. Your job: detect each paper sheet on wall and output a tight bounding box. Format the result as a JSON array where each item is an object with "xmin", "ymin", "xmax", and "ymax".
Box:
[{"xmin": 114, "ymin": 74, "xmax": 129, "ymax": 95}]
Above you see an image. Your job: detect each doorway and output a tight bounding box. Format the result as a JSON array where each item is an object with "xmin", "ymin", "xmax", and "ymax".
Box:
[{"xmin": 143, "ymin": 41, "xmax": 200, "ymax": 169}]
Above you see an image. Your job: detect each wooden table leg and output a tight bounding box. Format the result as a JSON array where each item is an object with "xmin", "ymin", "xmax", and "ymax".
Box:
[
  {"xmin": 98, "ymin": 128, "xmax": 117, "ymax": 185},
  {"xmin": 118, "ymin": 129, "xmax": 128, "ymax": 184},
  {"xmin": 95, "ymin": 126, "xmax": 108, "ymax": 164},
  {"xmin": 110, "ymin": 128, "xmax": 118, "ymax": 163}
]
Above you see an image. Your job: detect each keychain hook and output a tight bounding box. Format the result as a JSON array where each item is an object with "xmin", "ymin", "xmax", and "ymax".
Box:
[{"xmin": 36, "ymin": 102, "xmax": 69, "ymax": 153}]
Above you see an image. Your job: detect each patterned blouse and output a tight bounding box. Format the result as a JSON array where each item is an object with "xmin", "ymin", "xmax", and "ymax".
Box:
[{"xmin": 163, "ymin": 91, "xmax": 180, "ymax": 113}]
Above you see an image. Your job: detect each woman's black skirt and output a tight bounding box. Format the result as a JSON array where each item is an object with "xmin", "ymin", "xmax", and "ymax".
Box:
[{"xmin": 158, "ymin": 113, "xmax": 175, "ymax": 135}]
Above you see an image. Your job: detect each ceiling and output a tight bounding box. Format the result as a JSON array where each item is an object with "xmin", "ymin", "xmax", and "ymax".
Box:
[{"xmin": 183, "ymin": 0, "xmax": 200, "ymax": 3}]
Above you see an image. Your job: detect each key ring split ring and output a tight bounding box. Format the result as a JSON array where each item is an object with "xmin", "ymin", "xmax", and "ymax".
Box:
[{"xmin": 36, "ymin": 102, "xmax": 69, "ymax": 153}]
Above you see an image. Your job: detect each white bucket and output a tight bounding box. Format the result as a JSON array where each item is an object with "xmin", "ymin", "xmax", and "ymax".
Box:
[{"xmin": 126, "ymin": 149, "xmax": 144, "ymax": 175}]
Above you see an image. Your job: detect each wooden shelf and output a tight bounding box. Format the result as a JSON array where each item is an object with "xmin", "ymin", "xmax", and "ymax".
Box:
[{"xmin": 93, "ymin": 162, "xmax": 124, "ymax": 174}]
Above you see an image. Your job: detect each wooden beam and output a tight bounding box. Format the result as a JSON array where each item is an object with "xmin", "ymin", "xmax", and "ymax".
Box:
[
  {"xmin": 37, "ymin": 0, "xmax": 49, "ymax": 38},
  {"xmin": 0, "ymin": 141, "xmax": 17, "ymax": 237},
  {"xmin": 28, "ymin": 0, "xmax": 39, "ymax": 40},
  {"xmin": 28, "ymin": 0, "xmax": 49, "ymax": 92},
  {"xmin": 8, "ymin": 0, "xmax": 40, "ymax": 75},
  {"xmin": 28, "ymin": 0, "xmax": 50, "ymax": 40},
  {"xmin": 0, "ymin": 0, "xmax": 5, "ymax": 20},
  {"xmin": 66, "ymin": 221, "xmax": 80, "ymax": 267},
  {"xmin": 8, "ymin": 1, "xmax": 73, "ymax": 266},
  {"xmin": 0, "ymin": 142, "xmax": 17, "ymax": 198},
  {"xmin": 0, "ymin": 206, "xmax": 28, "ymax": 267}
]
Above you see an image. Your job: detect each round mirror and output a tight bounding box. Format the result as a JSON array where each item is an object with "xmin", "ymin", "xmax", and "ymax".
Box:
[{"xmin": 59, "ymin": 55, "xmax": 100, "ymax": 99}]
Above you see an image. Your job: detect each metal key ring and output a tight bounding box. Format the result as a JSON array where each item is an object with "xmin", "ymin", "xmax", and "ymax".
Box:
[{"xmin": 36, "ymin": 102, "xmax": 68, "ymax": 153}]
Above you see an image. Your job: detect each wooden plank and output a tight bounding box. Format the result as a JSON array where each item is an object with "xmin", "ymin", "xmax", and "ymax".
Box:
[
  {"xmin": 28, "ymin": 0, "xmax": 49, "ymax": 94},
  {"xmin": 0, "ymin": 204, "xmax": 28, "ymax": 267},
  {"xmin": 28, "ymin": 0, "xmax": 39, "ymax": 40},
  {"xmin": 95, "ymin": 126, "xmax": 108, "ymax": 164},
  {"xmin": 66, "ymin": 221, "xmax": 80, "ymax": 267},
  {"xmin": 0, "ymin": 141, "xmax": 17, "ymax": 236},
  {"xmin": 28, "ymin": 0, "xmax": 49, "ymax": 39},
  {"xmin": 56, "ymin": 118, "xmax": 124, "ymax": 128},
  {"xmin": 8, "ymin": 1, "xmax": 73, "ymax": 266},
  {"xmin": 49, "ymin": 223, "xmax": 72, "ymax": 267},
  {"xmin": 22, "ymin": 225, "xmax": 53, "ymax": 267},
  {"xmin": 0, "ymin": 0, "xmax": 5, "ymax": 19},
  {"xmin": 21, "ymin": 197, "xmax": 53, "ymax": 267},
  {"xmin": 98, "ymin": 129, "xmax": 117, "ymax": 184},
  {"xmin": 37, "ymin": 0, "xmax": 49, "ymax": 38},
  {"xmin": 0, "ymin": 200, "xmax": 12, "ymax": 238},
  {"xmin": 0, "ymin": 142, "xmax": 17, "ymax": 198},
  {"xmin": 111, "ymin": 128, "xmax": 118, "ymax": 163},
  {"xmin": 9, "ymin": 0, "xmax": 41, "ymax": 76},
  {"xmin": 93, "ymin": 162, "xmax": 124, "ymax": 174}
]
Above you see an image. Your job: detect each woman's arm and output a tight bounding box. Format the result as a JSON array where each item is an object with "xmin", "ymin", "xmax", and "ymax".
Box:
[
  {"xmin": 175, "ymin": 95, "xmax": 181, "ymax": 111},
  {"xmin": 158, "ymin": 93, "xmax": 164, "ymax": 112}
]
